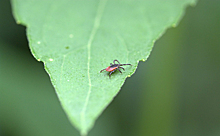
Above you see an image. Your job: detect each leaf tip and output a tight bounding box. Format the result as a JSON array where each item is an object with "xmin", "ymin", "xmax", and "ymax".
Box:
[{"xmin": 80, "ymin": 130, "xmax": 88, "ymax": 136}]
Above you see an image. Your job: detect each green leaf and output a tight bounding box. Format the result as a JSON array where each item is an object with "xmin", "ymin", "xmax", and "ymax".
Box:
[{"xmin": 11, "ymin": 0, "xmax": 196, "ymax": 135}]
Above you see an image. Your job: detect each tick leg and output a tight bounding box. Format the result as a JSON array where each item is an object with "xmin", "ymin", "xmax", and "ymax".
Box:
[
  {"xmin": 110, "ymin": 63, "xmax": 113, "ymax": 66},
  {"xmin": 118, "ymin": 66, "xmax": 125, "ymax": 71},
  {"xmin": 100, "ymin": 69, "xmax": 106, "ymax": 73},
  {"xmin": 120, "ymin": 64, "xmax": 132, "ymax": 66},
  {"xmin": 117, "ymin": 68, "xmax": 122, "ymax": 73},
  {"xmin": 113, "ymin": 59, "xmax": 120, "ymax": 64},
  {"xmin": 109, "ymin": 69, "xmax": 117, "ymax": 78}
]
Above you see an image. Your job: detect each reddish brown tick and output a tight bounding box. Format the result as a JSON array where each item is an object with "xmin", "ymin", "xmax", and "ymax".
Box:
[{"xmin": 100, "ymin": 59, "xmax": 131, "ymax": 78}]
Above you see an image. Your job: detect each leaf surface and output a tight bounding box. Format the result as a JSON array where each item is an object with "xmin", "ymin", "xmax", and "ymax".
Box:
[{"xmin": 11, "ymin": 0, "xmax": 196, "ymax": 135}]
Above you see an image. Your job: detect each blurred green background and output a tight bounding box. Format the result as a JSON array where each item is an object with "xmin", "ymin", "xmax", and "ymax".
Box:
[{"xmin": 1, "ymin": 0, "xmax": 220, "ymax": 136}]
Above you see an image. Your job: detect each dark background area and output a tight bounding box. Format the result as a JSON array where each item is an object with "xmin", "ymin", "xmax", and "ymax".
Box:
[{"xmin": 1, "ymin": 0, "xmax": 220, "ymax": 136}]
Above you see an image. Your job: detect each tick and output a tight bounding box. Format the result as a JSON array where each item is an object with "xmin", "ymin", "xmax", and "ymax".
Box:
[{"xmin": 100, "ymin": 59, "xmax": 131, "ymax": 78}]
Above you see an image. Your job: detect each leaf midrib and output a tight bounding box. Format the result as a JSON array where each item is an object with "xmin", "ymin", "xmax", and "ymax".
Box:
[{"xmin": 79, "ymin": 0, "xmax": 108, "ymax": 134}]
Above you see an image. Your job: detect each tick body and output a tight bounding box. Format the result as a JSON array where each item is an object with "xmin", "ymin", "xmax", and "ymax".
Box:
[{"xmin": 100, "ymin": 59, "xmax": 131, "ymax": 78}]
